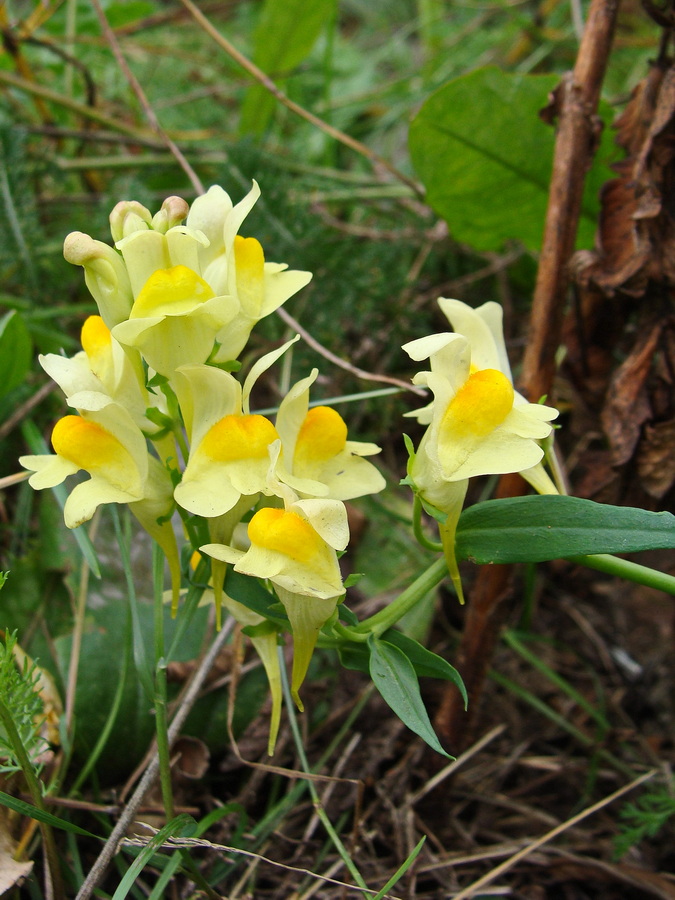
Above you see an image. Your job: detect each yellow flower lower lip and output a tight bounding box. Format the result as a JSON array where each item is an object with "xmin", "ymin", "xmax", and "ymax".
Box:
[
  {"xmin": 131, "ymin": 265, "xmax": 215, "ymax": 318},
  {"xmin": 441, "ymin": 368, "xmax": 514, "ymax": 440},
  {"xmin": 200, "ymin": 414, "xmax": 279, "ymax": 462},
  {"xmin": 248, "ymin": 508, "xmax": 321, "ymax": 564}
]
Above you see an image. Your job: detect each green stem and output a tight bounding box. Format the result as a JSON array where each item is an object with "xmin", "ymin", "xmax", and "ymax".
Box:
[
  {"xmin": 0, "ymin": 699, "xmax": 64, "ymax": 897},
  {"xmin": 153, "ymin": 543, "xmax": 175, "ymax": 821},
  {"xmin": 353, "ymin": 557, "xmax": 448, "ymax": 636},
  {"xmin": 412, "ymin": 495, "xmax": 443, "ymax": 552},
  {"xmin": 568, "ymin": 554, "xmax": 675, "ymax": 595},
  {"xmin": 278, "ymin": 650, "xmax": 369, "ymax": 892}
]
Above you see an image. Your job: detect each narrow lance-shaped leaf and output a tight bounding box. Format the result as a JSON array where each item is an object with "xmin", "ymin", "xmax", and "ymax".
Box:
[
  {"xmin": 368, "ymin": 636, "xmax": 451, "ymax": 758},
  {"xmin": 456, "ymin": 495, "xmax": 675, "ymax": 564}
]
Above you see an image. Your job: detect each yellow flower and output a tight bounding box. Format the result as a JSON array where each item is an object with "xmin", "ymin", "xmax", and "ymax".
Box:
[
  {"xmin": 275, "ymin": 369, "xmax": 386, "ymax": 500},
  {"xmin": 213, "ymin": 235, "xmax": 312, "ymax": 362},
  {"xmin": 112, "ymin": 265, "xmax": 239, "ymax": 377},
  {"xmin": 63, "ymin": 232, "xmax": 134, "ymax": 330},
  {"xmin": 403, "ymin": 301, "xmax": 559, "ymax": 601},
  {"xmin": 405, "ymin": 333, "xmax": 556, "ymax": 484},
  {"xmin": 19, "ymin": 403, "xmax": 180, "ymax": 608},
  {"xmin": 39, "ymin": 316, "xmax": 150, "ymax": 430},
  {"xmin": 173, "ymin": 339, "xmax": 299, "ymax": 517},
  {"xmin": 202, "ymin": 497, "xmax": 347, "ymax": 709}
]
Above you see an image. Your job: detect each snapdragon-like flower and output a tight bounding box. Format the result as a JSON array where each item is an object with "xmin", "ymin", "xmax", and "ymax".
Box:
[
  {"xmin": 275, "ymin": 368, "xmax": 386, "ymax": 500},
  {"xmin": 186, "ymin": 183, "xmax": 312, "ymax": 361},
  {"xmin": 19, "ymin": 402, "xmax": 180, "ymax": 607},
  {"xmin": 202, "ymin": 495, "xmax": 348, "ymax": 709},
  {"xmin": 65, "ymin": 184, "xmax": 311, "ymax": 376},
  {"xmin": 403, "ymin": 299, "xmax": 558, "ymax": 601},
  {"xmin": 112, "ymin": 263, "xmax": 239, "ymax": 378},
  {"xmin": 39, "ymin": 315, "xmax": 150, "ymax": 430},
  {"xmin": 173, "ymin": 339, "xmax": 299, "ymax": 518}
]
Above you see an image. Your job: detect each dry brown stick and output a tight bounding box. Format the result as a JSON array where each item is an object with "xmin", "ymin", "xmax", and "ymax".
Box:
[
  {"xmin": 521, "ymin": 0, "xmax": 620, "ymax": 402},
  {"xmin": 435, "ymin": 0, "xmax": 620, "ymax": 751},
  {"xmin": 178, "ymin": 0, "xmax": 423, "ymax": 197}
]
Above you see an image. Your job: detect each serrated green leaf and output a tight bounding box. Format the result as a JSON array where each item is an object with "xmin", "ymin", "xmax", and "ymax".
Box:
[
  {"xmin": 240, "ymin": 0, "xmax": 336, "ymax": 135},
  {"xmin": 0, "ymin": 310, "xmax": 32, "ymax": 398},
  {"xmin": 456, "ymin": 495, "xmax": 675, "ymax": 564},
  {"xmin": 409, "ymin": 66, "xmax": 618, "ymax": 252},
  {"xmin": 368, "ymin": 636, "xmax": 451, "ymax": 757}
]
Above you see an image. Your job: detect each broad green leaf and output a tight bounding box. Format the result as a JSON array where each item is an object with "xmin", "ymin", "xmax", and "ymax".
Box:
[
  {"xmin": 0, "ymin": 310, "xmax": 32, "ymax": 398},
  {"xmin": 456, "ymin": 495, "xmax": 675, "ymax": 564},
  {"xmin": 368, "ymin": 636, "xmax": 451, "ymax": 757},
  {"xmin": 240, "ymin": 0, "xmax": 336, "ymax": 135},
  {"xmin": 409, "ymin": 66, "xmax": 617, "ymax": 252}
]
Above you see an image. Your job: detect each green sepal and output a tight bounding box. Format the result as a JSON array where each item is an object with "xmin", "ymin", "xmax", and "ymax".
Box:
[{"xmin": 343, "ymin": 572, "xmax": 363, "ymax": 589}]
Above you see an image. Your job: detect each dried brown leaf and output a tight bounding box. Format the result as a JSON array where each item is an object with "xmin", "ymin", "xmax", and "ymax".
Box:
[
  {"xmin": 601, "ymin": 322, "xmax": 662, "ymax": 465},
  {"xmin": 637, "ymin": 417, "xmax": 675, "ymax": 497},
  {"xmin": 0, "ymin": 822, "xmax": 33, "ymax": 894}
]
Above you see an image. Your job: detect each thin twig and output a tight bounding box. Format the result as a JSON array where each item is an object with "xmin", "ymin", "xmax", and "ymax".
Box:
[
  {"xmin": 409, "ymin": 724, "xmax": 506, "ymax": 804},
  {"xmin": 65, "ymin": 511, "xmax": 100, "ymax": 733},
  {"xmin": 177, "ymin": 0, "xmax": 423, "ymax": 197},
  {"xmin": 277, "ymin": 307, "xmax": 427, "ymax": 396},
  {"xmin": 449, "ymin": 769, "xmax": 655, "ymax": 899},
  {"xmin": 121, "ymin": 827, "xmax": 403, "ymax": 900},
  {"xmin": 0, "ymin": 381, "xmax": 56, "ymax": 443},
  {"xmin": 75, "ymin": 619, "xmax": 235, "ymax": 900},
  {"xmin": 0, "ymin": 68, "xmax": 156, "ymax": 141},
  {"xmin": 90, "ymin": 0, "xmax": 204, "ymax": 195}
]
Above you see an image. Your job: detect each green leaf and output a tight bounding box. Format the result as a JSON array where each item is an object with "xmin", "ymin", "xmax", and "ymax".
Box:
[
  {"xmin": 456, "ymin": 495, "xmax": 675, "ymax": 564},
  {"xmin": 112, "ymin": 814, "xmax": 195, "ymax": 900},
  {"xmin": 382, "ymin": 630, "xmax": 467, "ymax": 708},
  {"xmin": 409, "ymin": 66, "xmax": 617, "ymax": 252},
  {"xmin": 224, "ymin": 569, "xmax": 288, "ymax": 626},
  {"xmin": 0, "ymin": 790, "xmax": 100, "ymax": 839},
  {"xmin": 339, "ymin": 630, "xmax": 467, "ymax": 710},
  {"xmin": 368, "ymin": 636, "xmax": 451, "ymax": 757},
  {"xmin": 240, "ymin": 0, "xmax": 336, "ymax": 135},
  {"xmin": 0, "ymin": 310, "xmax": 32, "ymax": 398}
]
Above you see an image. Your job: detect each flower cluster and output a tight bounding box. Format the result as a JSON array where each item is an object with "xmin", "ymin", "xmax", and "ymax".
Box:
[
  {"xmin": 20, "ymin": 184, "xmax": 385, "ymax": 752},
  {"xmin": 403, "ymin": 298, "xmax": 559, "ymax": 602}
]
